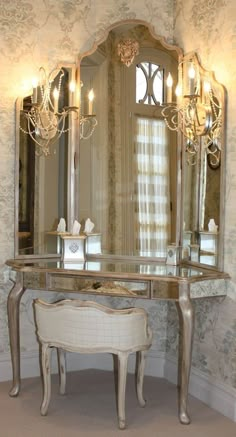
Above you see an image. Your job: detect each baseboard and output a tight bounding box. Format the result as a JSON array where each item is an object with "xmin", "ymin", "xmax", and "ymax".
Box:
[
  {"xmin": 0, "ymin": 349, "xmax": 165, "ymax": 382},
  {"xmin": 164, "ymin": 355, "xmax": 236, "ymax": 422},
  {"xmin": 1, "ymin": 351, "xmax": 235, "ymax": 422}
]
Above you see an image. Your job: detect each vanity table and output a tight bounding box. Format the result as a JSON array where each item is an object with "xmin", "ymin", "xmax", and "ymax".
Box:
[
  {"xmin": 11, "ymin": 16, "xmax": 228, "ymax": 426},
  {"xmin": 6, "ymin": 257, "xmax": 229, "ymax": 425}
]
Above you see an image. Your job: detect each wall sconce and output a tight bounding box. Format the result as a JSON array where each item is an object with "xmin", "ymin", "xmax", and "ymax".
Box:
[
  {"xmin": 20, "ymin": 68, "xmax": 98, "ymax": 156},
  {"xmin": 161, "ymin": 56, "xmax": 222, "ymax": 166},
  {"xmin": 20, "ymin": 67, "xmax": 78, "ymax": 156}
]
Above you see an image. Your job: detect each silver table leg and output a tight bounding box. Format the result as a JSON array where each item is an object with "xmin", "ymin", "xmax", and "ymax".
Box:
[
  {"xmin": 176, "ymin": 281, "xmax": 194, "ymax": 425},
  {"xmin": 7, "ymin": 275, "xmax": 25, "ymax": 397}
]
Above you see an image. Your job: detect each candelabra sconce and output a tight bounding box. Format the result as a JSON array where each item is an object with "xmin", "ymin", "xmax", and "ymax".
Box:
[
  {"xmin": 161, "ymin": 54, "xmax": 222, "ymax": 166},
  {"xmin": 20, "ymin": 67, "xmax": 79, "ymax": 156}
]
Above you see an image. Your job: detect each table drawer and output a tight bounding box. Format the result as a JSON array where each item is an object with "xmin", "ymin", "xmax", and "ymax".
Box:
[
  {"xmin": 48, "ymin": 274, "xmax": 150, "ymax": 298},
  {"xmin": 151, "ymin": 281, "xmax": 179, "ymax": 300}
]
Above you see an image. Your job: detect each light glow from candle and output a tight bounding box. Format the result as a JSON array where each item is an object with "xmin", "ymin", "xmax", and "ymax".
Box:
[
  {"xmin": 88, "ymin": 88, "xmax": 94, "ymax": 115},
  {"xmin": 175, "ymin": 83, "xmax": 181, "ymax": 97},
  {"xmin": 69, "ymin": 81, "xmax": 76, "ymax": 92},
  {"xmin": 32, "ymin": 77, "xmax": 38, "ymax": 104},
  {"xmin": 166, "ymin": 73, "xmax": 173, "ymax": 103},
  {"xmin": 204, "ymin": 81, "xmax": 211, "ymax": 93}
]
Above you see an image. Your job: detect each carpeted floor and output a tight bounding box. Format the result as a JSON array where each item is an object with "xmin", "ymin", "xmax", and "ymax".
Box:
[{"xmin": 0, "ymin": 369, "xmax": 235, "ymax": 437}]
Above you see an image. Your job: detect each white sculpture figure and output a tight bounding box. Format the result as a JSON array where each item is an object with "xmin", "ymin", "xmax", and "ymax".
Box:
[
  {"xmin": 208, "ymin": 218, "xmax": 218, "ymax": 232},
  {"xmin": 57, "ymin": 218, "xmax": 66, "ymax": 233},
  {"xmin": 72, "ymin": 220, "xmax": 81, "ymax": 235},
  {"xmin": 84, "ymin": 218, "xmax": 95, "ymax": 234}
]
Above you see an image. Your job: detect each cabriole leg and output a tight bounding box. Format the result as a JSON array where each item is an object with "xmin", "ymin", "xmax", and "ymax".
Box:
[
  {"xmin": 117, "ymin": 352, "xmax": 128, "ymax": 430},
  {"xmin": 176, "ymin": 282, "xmax": 194, "ymax": 425},
  {"xmin": 40, "ymin": 344, "xmax": 52, "ymax": 416},
  {"xmin": 136, "ymin": 350, "xmax": 146, "ymax": 407},
  {"xmin": 7, "ymin": 278, "xmax": 25, "ymax": 397}
]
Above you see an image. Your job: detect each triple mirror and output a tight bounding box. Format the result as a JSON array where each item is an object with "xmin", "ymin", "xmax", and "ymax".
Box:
[{"xmin": 15, "ymin": 20, "xmax": 226, "ymax": 270}]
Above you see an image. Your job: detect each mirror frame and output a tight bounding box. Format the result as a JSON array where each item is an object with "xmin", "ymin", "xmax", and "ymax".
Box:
[
  {"xmin": 180, "ymin": 52, "xmax": 226, "ymax": 271},
  {"xmin": 13, "ymin": 21, "xmax": 226, "ymax": 271},
  {"xmin": 77, "ymin": 19, "xmax": 183, "ymax": 260},
  {"xmin": 14, "ymin": 62, "xmax": 78, "ymax": 258}
]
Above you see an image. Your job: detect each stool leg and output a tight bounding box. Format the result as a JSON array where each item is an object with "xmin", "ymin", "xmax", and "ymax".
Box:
[
  {"xmin": 117, "ymin": 352, "xmax": 128, "ymax": 430},
  {"xmin": 57, "ymin": 348, "xmax": 66, "ymax": 395},
  {"xmin": 136, "ymin": 350, "xmax": 146, "ymax": 407},
  {"xmin": 40, "ymin": 343, "xmax": 52, "ymax": 416}
]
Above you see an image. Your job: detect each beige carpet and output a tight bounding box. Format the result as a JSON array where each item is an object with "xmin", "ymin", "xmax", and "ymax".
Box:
[{"xmin": 0, "ymin": 369, "xmax": 235, "ymax": 437}]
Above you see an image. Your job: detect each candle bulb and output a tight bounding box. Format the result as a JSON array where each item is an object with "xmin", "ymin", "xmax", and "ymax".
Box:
[
  {"xmin": 175, "ymin": 83, "xmax": 181, "ymax": 98},
  {"xmin": 166, "ymin": 73, "xmax": 173, "ymax": 103},
  {"xmin": 32, "ymin": 77, "xmax": 38, "ymax": 104},
  {"xmin": 188, "ymin": 63, "xmax": 195, "ymax": 95},
  {"xmin": 69, "ymin": 81, "xmax": 76, "ymax": 93},
  {"xmin": 69, "ymin": 81, "xmax": 76, "ymax": 105},
  {"xmin": 88, "ymin": 89, "xmax": 94, "ymax": 115},
  {"xmin": 53, "ymin": 87, "xmax": 59, "ymax": 113}
]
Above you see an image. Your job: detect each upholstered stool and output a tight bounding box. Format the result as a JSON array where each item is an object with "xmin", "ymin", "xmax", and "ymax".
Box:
[{"xmin": 33, "ymin": 299, "xmax": 152, "ymax": 429}]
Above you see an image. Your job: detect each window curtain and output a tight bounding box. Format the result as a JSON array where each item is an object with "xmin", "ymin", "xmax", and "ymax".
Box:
[{"xmin": 134, "ymin": 116, "xmax": 171, "ymax": 257}]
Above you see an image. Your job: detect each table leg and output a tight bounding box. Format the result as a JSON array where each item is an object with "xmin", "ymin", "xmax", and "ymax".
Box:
[
  {"xmin": 7, "ymin": 277, "xmax": 25, "ymax": 397},
  {"xmin": 176, "ymin": 282, "xmax": 194, "ymax": 425}
]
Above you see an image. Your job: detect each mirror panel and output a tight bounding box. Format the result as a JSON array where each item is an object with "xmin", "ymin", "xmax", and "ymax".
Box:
[
  {"xmin": 182, "ymin": 54, "xmax": 226, "ymax": 269},
  {"xmin": 79, "ymin": 22, "xmax": 181, "ymax": 259},
  {"xmin": 15, "ymin": 65, "xmax": 76, "ymax": 257}
]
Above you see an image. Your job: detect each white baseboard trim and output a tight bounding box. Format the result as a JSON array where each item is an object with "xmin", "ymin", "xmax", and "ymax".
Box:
[
  {"xmin": 164, "ymin": 355, "xmax": 236, "ymax": 422},
  {"xmin": 0, "ymin": 349, "xmax": 165, "ymax": 382},
  {"xmin": 1, "ymin": 351, "xmax": 235, "ymax": 422}
]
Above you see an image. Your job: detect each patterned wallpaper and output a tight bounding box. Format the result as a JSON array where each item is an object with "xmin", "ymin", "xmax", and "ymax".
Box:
[
  {"xmin": 0, "ymin": 0, "xmax": 236, "ymax": 395},
  {"xmin": 173, "ymin": 0, "xmax": 236, "ymax": 389}
]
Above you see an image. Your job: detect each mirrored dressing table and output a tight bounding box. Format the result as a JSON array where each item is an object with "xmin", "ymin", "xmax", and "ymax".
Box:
[
  {"xmin": 6, "ymin": 256, "xmax": 229, "ymax": 425},
  {"xmin": 11, "ymin": 18, "xmax": 228, "ymax": 426}
]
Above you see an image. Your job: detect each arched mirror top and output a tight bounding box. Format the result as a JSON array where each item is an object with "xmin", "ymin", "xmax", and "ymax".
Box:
[{"xmin": 79, "ymin": 20, "xmax": 183, "ymax": 63}]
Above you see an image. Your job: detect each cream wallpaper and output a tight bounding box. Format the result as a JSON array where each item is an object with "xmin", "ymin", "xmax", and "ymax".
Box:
[
  {"xmin": 0, "ymin": 0, "xmax": 236, "ymax": 402},
  {"xmin": 173, "ymin": 0, "xmax": 236, "ymax": 389}
]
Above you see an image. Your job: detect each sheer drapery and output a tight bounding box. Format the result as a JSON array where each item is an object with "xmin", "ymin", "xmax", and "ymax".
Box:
[{"xmin": 134, "ymin": 116, "xmax": 171, "ymax": 257}]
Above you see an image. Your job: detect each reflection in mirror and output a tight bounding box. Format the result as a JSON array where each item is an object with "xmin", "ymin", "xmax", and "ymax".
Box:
[
  {"xmin": 15, "ymin": 65, "xmax": 76, "ymax": 257},
  {"xmin": 182, "ymin": 55, "xmax": 225, "ymax": 269},
  {"xmin": 79, "ymin": 22, "xmax": 180, "ymax": 259}
]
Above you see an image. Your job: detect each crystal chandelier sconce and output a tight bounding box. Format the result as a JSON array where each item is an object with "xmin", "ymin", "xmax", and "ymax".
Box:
[
  {"xmin": 117, "ymin": 38, "xmax": 139, "ymax": 67},
  {"xmin": 80, "ymin": 88, "xmax": 98, "ymax": 140},
  {"xmin": 161, "ymin": 57, "xmax": 222, "ymax": 166},
  {"xmin": 20, "ymin": 67, "xmax": 78, "ymax": 156}
]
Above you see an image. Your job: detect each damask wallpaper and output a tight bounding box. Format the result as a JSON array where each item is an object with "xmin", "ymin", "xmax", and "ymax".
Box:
[{"xmin": 0, "ymin": 0, "xmax": 236, "ymax": 408}]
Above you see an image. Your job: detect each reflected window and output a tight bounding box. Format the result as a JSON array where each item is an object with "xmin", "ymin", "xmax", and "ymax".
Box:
[
  {"xmin": 134, "ymin": 116, "xmax": 170, "ymax": 257},
  {"xmin": 136, "ymin": 62, "xmax": 164, "ymax": 105}
]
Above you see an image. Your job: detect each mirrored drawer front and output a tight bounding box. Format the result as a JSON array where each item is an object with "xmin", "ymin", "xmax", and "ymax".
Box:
[
  {"xmin": 23, "ymin": 272, "xmax": 47, "ymax": 289},
  {"xmin": 152, "ymin": 281, "xmax": 179, "ymax": 300},
  {"xmin": 48, "ymin": 275, "xmax": 150, "ymax": 298}
]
